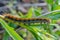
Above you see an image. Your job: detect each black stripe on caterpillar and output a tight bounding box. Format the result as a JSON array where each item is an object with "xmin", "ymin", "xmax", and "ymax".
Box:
[{"xmin": 3, "ymin": 14, "xmax": 51, "ymax": 24}]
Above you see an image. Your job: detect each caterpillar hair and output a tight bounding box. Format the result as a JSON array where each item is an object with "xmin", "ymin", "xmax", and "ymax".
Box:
[{"xmin": 1, "ymin": 14, "xmax": 51, "ymax": 25}]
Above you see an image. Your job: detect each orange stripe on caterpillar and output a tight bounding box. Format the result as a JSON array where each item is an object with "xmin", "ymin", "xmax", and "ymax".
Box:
[{"xmin": 2, "ymin": 14, "xmax": 51, "ymax": 24}]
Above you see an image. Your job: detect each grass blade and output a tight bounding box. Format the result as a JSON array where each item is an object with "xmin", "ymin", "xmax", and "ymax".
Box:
[{"xmin": 0, "ymin": 18, "xmax": 23, "ymax": 40}]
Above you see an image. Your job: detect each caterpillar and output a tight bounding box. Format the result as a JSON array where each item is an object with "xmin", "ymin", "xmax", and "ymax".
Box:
[{"xmin": 1, "ymin": 14, "xmax": 51, "ymax": 25}]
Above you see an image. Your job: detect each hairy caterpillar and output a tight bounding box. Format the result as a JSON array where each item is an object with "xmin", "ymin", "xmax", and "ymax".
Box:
[{"xmin": 1, "ymin": 14, "xmax": 51, "ymax": 25}]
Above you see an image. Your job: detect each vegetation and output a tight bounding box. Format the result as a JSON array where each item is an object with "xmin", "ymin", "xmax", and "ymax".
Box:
[{"xmin": 0, "ymin": 0, "xmax": 60, "ymax": 40}]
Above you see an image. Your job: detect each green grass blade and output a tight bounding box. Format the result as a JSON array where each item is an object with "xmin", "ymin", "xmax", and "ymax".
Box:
[
  {"xmin": 34, "ymin": 8, "xmax": 41, "ymax": 17},
  {"xmin": 45, "ymin": 0, "xmax": 54, "ymax": 4},
  {"xmin": 3, "ymin": 31, "xmax": 9, "ymax": 40},
  {"xmin": 25, "ymin": 7, "xmax": 33, "ymax": 18},
  {"xmin": 0, "ymin": 18, "xmax": 23, "ymax": 40},
  {"xmin": 17, "ymin": 12, "xmax": 24, "ymax": 17}
]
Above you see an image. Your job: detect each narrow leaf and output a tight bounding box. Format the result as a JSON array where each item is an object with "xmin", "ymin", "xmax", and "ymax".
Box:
[{"xmin": 0, "ymin": 18, "xmax": 23, "ymax": 40}]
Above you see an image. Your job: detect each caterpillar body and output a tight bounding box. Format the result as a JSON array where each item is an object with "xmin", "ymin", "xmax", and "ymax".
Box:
[{"xmin": 2, "ymin": 14, "xmax": 51, "ymax": 25}]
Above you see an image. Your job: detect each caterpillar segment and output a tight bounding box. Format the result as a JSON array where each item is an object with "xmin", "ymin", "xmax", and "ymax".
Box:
[{"xmin": 0, "ymin": 14, "xmax": 51, "ymax": 25}]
